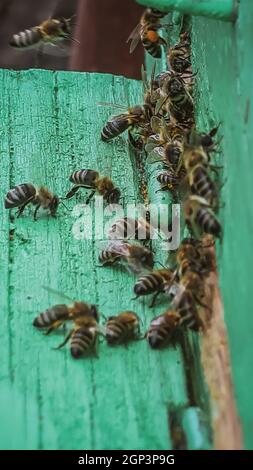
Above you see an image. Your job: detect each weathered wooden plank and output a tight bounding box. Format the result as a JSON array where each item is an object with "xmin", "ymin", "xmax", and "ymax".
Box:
[{"xmin": 0, "ymin": 69, "xmax": 192, "ymax": 450}]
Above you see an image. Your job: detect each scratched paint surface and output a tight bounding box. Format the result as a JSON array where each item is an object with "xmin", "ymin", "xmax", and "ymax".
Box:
[
  {"xmin": 190, "ymin": 0, "xmax": 253, "ymax": 449},
  {"xmin": 0, "ymin": 69, "xmax": 195, "ymax": 450}
]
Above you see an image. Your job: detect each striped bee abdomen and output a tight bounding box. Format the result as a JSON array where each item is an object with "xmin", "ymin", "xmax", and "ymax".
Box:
[
  {"xmin": 70, "ymin": 327, "xmax": 96, "ymax": 358},
  {"xmin": 196, "ymin": 208, "xmax": 221, "ymax": 238},
  {"xmin": 33, "ymin": 304, "xmax": 69, "ymax": 328},
  {"xmin": 5, "ymin": 183, "xmax": 36, "ymax": 209},
  {"xmin": 98, "ymin": 249, "xmax": 119, "ymax": 264},
  {"xmin": 134, "ymin": 270, "xmax": 172, "ymax": 296},
  {"xmin": 9, "ymin": 28, "xmax": 42, "ymax": 48},
  {"xmin": 69, "ymin": 169, "xmax": 98, "ymax": 186},
  {"xmin": 105, "ymin": 319, "xmax": 126, "ymax": 345},
  {"xmin": 142, "ymin": 38, "xmax": 162, "ymax": 58},
  {"xmin": 175, "ymin": 292, "xmax": 200, "ymax": 331},
  {"xmin": 101, "ymin": 117, "xmax": 130, "ymax": 141},
  {"xmin": 191, "ymin": 166, "xmax": 215, "ymax": 202}
]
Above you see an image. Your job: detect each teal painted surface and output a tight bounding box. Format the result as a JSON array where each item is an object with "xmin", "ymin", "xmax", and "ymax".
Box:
[
  {"xmin": 0, "ymin": 69, "xmax": 212, "ymax": 449},
  {"xmin": 190, "ymin": 0, "xmax": 253, "ymax": 449},
  {"xmin": 136, "ymin": 0, "xmax": 237, "ymax": 21}
]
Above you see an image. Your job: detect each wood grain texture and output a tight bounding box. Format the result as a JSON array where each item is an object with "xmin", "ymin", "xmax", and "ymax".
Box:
[
  {"xmin": 191, "ymin": 0, "xmax": 252, "ymax": 449},
  {"xmin": 0, "ymin": 69, "xmax": 195, "ymax": 450}
]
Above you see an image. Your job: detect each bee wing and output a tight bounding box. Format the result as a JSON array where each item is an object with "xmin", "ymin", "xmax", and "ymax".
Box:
[
  {"xmin": 98, "ymin": 102, "xmax": 128, "ymax": 111},
  {"xmin": 127, "ymin": 23, "xmax": 143, "ymax": 54},
  {"xmin": 42, "ymin": 285, "xmax": 74, "ymax": 303},
  {"xmin": 155, "ymin": 96, "xmax": 169, "ymax": 115},
  {"xmin": 150, "ymin": 115, "xmax": 162, "ymax": 133},
  {"xmin": 39, "ymin": 41, "xmax": 71, "ymax": 57},
  {"xmin": 141, "ymin": 65, "xmax": 148, "ymax": 92},
  {"xmin": 100, "ymin": 240, "xmax": 130, "ymax": 257}
]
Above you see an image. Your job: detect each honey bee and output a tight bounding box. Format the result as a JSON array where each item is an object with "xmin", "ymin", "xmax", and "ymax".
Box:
[
  {"xmin": 157, "ymin": 168, "xmax": 186, "ymax": 199},
  {"xmin": 56, "ymin": 315, "xmax": 99, "ymax": 359},
  {"xmin": 188, "ymin": 126, "xmax": 220, "ymax": 155},
  {"xmin": 104, "ymin": 311, "xmax": 140, "ymax": 345},
  {"xmin": 98, "ymin": 240, "xmax": 154, "ymax": 274},
  {"xmin": 33, "ymin": 301, "xmax": 99, "ymax": 335},
  {"xmin": 4, "ymin": 183, "xmax": 60, "ymax": 220},
  {"xmin": 127, "ymin": 8, "xmax": 167, "ymax": 58},
  {"xmin": 133, "ymin": 268, "xmax": 175, "ymax": 307},
  {"xmin": 108, "ymin": 216, "xmax": 153, "ymax": 241},
  {"xmin": 146, "ymin": 310, "xmax": 180, "ymax": 348},
  {"xmin": 184, "ymin": 195, "xmax": 222, "ymax": 239},
  {"xmin": 176, "ymin": 237, "xmax": 213, "ymax": 278},
  {"xmin": 9, "ymin": 17, "xmax": 74, "ymax": 49},
  {"xmin": 172, "ymin": 289, "xmax": 203, "ymax": 331},
  {"xmin": 156, "ymin": 72, "xmax": 194, "ymax": 124},
  {"xmin": 101, "ymin": 104, "xmax": 152, "ymax": 142},
  {"xmin": 146, "ymin": 117, "xmax": 186, "ymax": 169},
  {"xmin": 168, "ymin": 32, "xmax": 191, "ymax": 74},
  {"xmin": 65, "ymin": 169, "xmax": 121, "ymax": 204}
]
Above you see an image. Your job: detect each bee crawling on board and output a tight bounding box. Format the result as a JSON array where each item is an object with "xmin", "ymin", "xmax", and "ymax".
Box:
[
  {"xmin": 133, "ymin": 268, "xmax": 176, "ymax": 307},
  {"xmin": 127, "ymin": 7, "xmax": 168, "ymax": 58},
  {"xmin": 107, "ymin": 215, "xmax": 154, "ymax": 242},
  {"xmin": 33, "ymin": 299, "xmax": 99, "ymax": 335},
  {"xmin": 168, "ymin": 32, "xmax": 191, "ymax": 74},
  {"xmin": 104, "ymin": 311, "xmax": 141, "ymax": 345},
  {"xmin": 155, "ymin": 71, "xmax": 195, "ymax": 125},
  {"xmin": 9, "ymin": 16, "xmax": 75, "ymax": 50},
  {"xmin": 100, "ymin": 103, "xmax": 152, "ymax": 142},
  {"xmin": 4, "ymin": 183, "xmax": 67, "ymax": 220},
  {"xmin": 98, "ymin": 240, "xmax": 154, "ymax": 274},
  {"xmin": 54, "ymin": 315, "xmax": 100, "ymax": 359},
  {"xmin": 65, "ymin": 169, "xmax": 121, "ymax": 205},
  {"xmin": 146, "ymin": 310, "xmax": 180, "ymax": 348},
  {"xmin": 175, "ymin": 237, "xmax": 215, "ymax": 278},
  {"xmin": 184, "ymin": 195, "xmax": 222, "ymax": 240}
]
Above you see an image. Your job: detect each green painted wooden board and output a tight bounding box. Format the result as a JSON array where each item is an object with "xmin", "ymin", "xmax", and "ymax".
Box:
[{"xmin": 0, "ymin": 69, "xmax": 210, "ymax": 450}]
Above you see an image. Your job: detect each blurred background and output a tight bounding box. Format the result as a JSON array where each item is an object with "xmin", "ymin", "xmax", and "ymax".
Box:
[{"xmin": 0, "ymin": 0, "xmax": 144, "ymax": 78}]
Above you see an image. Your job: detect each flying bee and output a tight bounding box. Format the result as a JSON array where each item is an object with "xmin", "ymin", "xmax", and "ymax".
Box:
[
  {"xmin": 65, "ymin": 169, "xmax": 121, "ymax": 204},
  {"xmin": 127, "ymin": 8, "xmax": 167, "ymax": 58},
  {"xmin": 184, "ymin": 195, "xmax": 222, "ymax": 239},
  {"xmin": 133, "ymin": 268, "xmax": 175, "ymax": 307},
  {"xmin": 33, "ymin": 301, "xmax": 99, "ymax": 335},
  {"xmin": 9, "ymin": 16, "xmax": 74, "ymax": 49},
  {"xmin": 168, "ymin": 32, "xmax": 191, "ymax": 74},
  {"xmin": 98, "ymin": 240, "xmax": 154, "ymax": 274},
  {"xmin": 104, "ymin": 311, "xmax": 140, "ymax": 345},
  {"xmin": 156, "ymin": 72, "xmax": 194, "ymax": 124},
  {"xmin": 55, "ymin": 315, "xmax": 99, "ymax": 359},
  {"xmin": 146, "ymin": 310, "xmax": 180, "ymax": 348},
  {"xmin": 101, "ymin": 104, "xmax": 152, "ymax": 142},
  {"xmin": 4, "ymin": 183, "xmax": 62, "ymax": 220},
  {"xmin": 107, "ymin": 216, "xmax": 153, "ymax": 241}
]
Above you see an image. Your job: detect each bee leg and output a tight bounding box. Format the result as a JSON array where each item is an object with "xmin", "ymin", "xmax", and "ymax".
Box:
[
  {"xmin": 149, "ymin": 292, "xmax": 160, "ymax": 308},
  {"xmin": 17, "ymin": 200, "xmax": 31, "ymax": 218},
  {"xmin": 33, "ymin": 204, "xmax": 41, "ymax": 221},
  {"xmin": 85, "ymin": 191, "xmax": 96, "ymax": 205},
  {"xmin": 65, "ymin": 186, "xmax": 80, "ymax": 199},
  {"xmin": 44, "ymin": 320, "xmax": 64, "ymax": 336},
  {"xmin": 53, "ymin": 329, "xmax": 74, "ymax": 350}
]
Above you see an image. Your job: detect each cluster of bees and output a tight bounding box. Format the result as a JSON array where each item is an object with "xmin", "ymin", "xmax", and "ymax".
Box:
[{"xmin": 5, "ymin": 8, "xmax": 223, "ymax": 358}]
